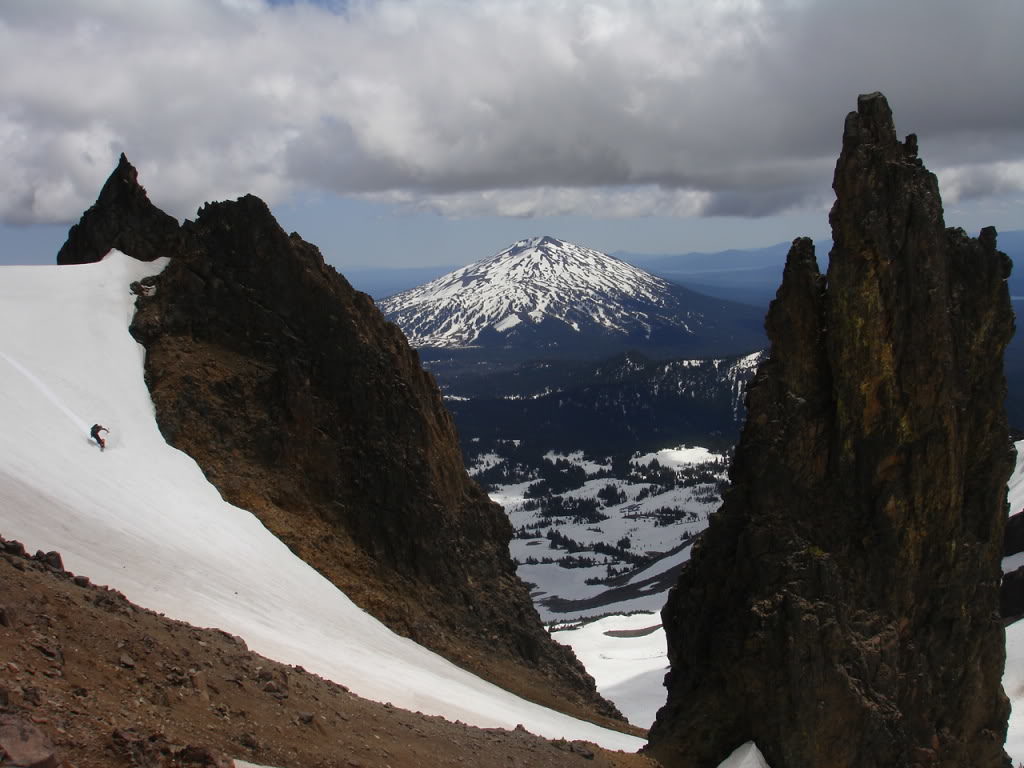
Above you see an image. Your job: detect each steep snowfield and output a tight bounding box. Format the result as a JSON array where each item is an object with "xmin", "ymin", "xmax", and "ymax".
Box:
[
  {"xmin": 380, "ymin": 235, "xmax": 700, "ymax": 348},
  {"xmin": 0, "ymin": 253, "xmax": 644, "ymax": 752},
  {"xmin": 1005, "ymin": 441, "xmax": 1024, "ymax": 762},
  {"xmin": 551, "ymin": 613, "xmax": 668, "ymax": 728}
]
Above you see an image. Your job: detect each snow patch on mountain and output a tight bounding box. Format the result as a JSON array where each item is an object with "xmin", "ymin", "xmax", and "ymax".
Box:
[{"xmin": 380, "ymin": 236, "xmax": 704, "ymax": 348}]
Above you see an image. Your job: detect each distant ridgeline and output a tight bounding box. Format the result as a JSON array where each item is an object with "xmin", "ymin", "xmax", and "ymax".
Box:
[
  {"xmin": 617, "ymin": 232, "xmax": 1024, "ymax": 431},
  {"xmin": 445, "ymin": 350, "xmax": 764, "ymax": 458}
]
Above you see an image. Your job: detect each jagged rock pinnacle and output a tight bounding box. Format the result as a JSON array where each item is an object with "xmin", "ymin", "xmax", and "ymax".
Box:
[
  {"xmin": 842, "ymin": 90, "xmax": 898, "ymax": 148},
  {"xmin": 647, "ymin": 93, "xmax": 1014, "ymax": 767},
  {"xmin": 56, "ymin": 154, "xmax": 181, "ymax": 265}
]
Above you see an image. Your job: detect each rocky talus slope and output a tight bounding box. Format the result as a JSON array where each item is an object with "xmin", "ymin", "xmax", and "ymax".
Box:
[
  {"xmin": 647, "ymin": 93, "xmax": 1015, "ymax": 767},
  {"xmin": 56, "ymin": 161, "xmax": 622, "ymax": 727},
  {"xmin": 0, "ymin": 535, "xmax": 657, "ymax": 768}
]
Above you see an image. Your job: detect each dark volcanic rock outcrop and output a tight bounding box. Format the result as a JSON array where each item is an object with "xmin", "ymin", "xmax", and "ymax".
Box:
[
  {"xmin": 57, "ymin": 161, "xmax": 621, "ymax": 725},
  {"xmin": 647, "ymin": 93, "xmax": 1014, "ymax": 767},
  {"xmin": 57, "ymin": 153, "xmax": 181, "ymax": 265}
]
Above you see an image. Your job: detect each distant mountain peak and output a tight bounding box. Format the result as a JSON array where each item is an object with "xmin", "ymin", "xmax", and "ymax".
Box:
[
  {"xmin": 381, "ymin": 236, "xmax": 684, "ymax": 347},
  {"xmin": 380, "ymin": 236, "xmax": 766, "ymax": 361},
  {"xmin": 508, "ymin": 235, "xmax": 562, "ymax": 254}
]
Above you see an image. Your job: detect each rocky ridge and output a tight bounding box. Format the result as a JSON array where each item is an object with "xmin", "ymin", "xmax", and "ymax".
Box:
[
  {"xmin": 55, "ymin": 163, "xmax": 622, "ymax": 727},
  {"xmin": 647, "ymin": 93, "xmax": 1014, "ymax": 767}
]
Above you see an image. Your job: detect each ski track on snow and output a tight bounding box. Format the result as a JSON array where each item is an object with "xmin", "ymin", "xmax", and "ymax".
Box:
[{"xmin": 0, "ymin": 349, "xmax": 90, "ymax": 436}]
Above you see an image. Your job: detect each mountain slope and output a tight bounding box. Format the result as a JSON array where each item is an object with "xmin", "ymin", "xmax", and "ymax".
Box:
[
  {"xmin": 0, "ymin": 252, "xmax": 644, "ymax": 752},
  {"xmin": 380, "ymin": 236, "xmax": 765, "ymax": 362},
  {"xmin": 0, "ymin": 538, "xmax": 664, "ymax": 768},
  {"xmin": 54, "ymin": 158, "xmax": 619, "ymax": 726}
]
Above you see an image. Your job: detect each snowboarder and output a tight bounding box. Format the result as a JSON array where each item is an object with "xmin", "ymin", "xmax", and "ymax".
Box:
[{"xmin": 90, "ymin": 424, "xmax": 109, "ymax": 451}]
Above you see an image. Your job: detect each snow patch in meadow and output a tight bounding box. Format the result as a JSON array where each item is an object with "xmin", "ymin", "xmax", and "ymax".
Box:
[
  {"xmin": 467, "ymin": 451, "xmax": 503, "ymax": 475},
  {"xmin": 631, "ymin": 444, "xmax": 719, "ymax": 468},
  {"xmin": 624, "ymin": 544, "xmax": 693, "ymax": 584},
  {"xmin": 494, "ymin": 314, "xmax": 522, "ymax": 332},
  {"xmin": 544, "ymin": 450, "xmax": 610, "ymax": 475}
]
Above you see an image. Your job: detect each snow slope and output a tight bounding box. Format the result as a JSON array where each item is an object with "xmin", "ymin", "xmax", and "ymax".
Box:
[
  {"xmin": 551, "ymin": 613, "xmax": 668, "ymax": 728},
  {"xmin": 0, "ymin": 253, "xmax": 643, "ymax": 752},
  {"xmin": 1005, "ymin": 441, "xmax": 1024, "ymax": 762},
  {"xmin": 1008, "ymin": 439, "xmax": 1024, "ymax": 516}
]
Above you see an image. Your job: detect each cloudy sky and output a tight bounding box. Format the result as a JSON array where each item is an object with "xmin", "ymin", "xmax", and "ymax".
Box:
[{"xmin": 0, "ymin": 0, "xmax": 1021, "ymax": 269}]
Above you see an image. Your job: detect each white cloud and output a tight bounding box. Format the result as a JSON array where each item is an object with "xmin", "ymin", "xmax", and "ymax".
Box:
[
  {"xmin": 367, "ymin": 185, "xmax": 713, "ymax": 219},
  {"xmin": 0, "ymin": 0, "xmax": 1021, "ymax": 224},
  {"xmin": 938, "ymin": 161, "xmax": 1024, "ymax": 205}
]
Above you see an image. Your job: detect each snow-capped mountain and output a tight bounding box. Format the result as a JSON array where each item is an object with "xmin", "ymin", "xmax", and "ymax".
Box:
[{"xmin": 380, "ymin": 236, "xmax": 766, "ymax": 361}]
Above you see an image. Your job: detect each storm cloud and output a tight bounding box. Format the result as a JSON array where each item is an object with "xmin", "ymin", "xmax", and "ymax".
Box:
[{"xmin": 1, "ymin": 0, "xmax": 1021, "ymax": 224}]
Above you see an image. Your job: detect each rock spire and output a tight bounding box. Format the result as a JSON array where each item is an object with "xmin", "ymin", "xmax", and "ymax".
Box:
[
  {"xmin": 57, "ymin": 167, "xmax": 621, "ymax": 725},
  {"xmin": 646, "ymin": 92, "xmax": 1014, "ymax": 767},
  {"xmin": 56, "ymin": 154, "xmax": 181, "ymax": 265}
]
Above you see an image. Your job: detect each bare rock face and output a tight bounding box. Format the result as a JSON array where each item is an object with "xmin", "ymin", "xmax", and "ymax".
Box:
[
  {"xmin": 646, "ymin": 92, "xmax": 1014, "ymax": 767},
  {"xmin": 57, "ymin": 162, "xmax": 620, "ymax": 724},
  {"xmin": 56, "ymin": 153, "xmax": 181, "ymax": 265}
]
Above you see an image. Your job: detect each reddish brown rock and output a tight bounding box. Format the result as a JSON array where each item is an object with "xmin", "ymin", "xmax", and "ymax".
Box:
[{"xmin": 0, "ymin": 714, "xmax": 59, "ymax": 768}]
